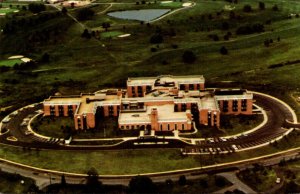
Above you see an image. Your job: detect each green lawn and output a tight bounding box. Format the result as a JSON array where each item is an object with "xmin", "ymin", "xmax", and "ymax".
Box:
[
  {"xmin": 159, "ymin": 1, "xmax": 182, "ymax": 8},
  {"xmin": 221, "ymin": 114, "xmax": 264, "ymax": 136},
  {"xmin": 0, "ymin": 59, "xmax": 23, "ymax": 67},
  {"xmin": 31, "ymin": 116, "xmax": 75, "ymax": 138},
  {"xmin": 0, "ymin": 8, "xmax": 18, "ymax": 14},
  {"xmin": 180, "ymin": 114, "xmax": 263, "ymax": 138},
  {"xmin": 101, "ymin": 31, "xmax": 124, "ymax": 38},
  {"xmin": 31, "ymin": 116, "xmax": 139, "ymax": 139},
  {"xmin": 0, "ymin": 130, "xmax": 299, "ymax": 175}
]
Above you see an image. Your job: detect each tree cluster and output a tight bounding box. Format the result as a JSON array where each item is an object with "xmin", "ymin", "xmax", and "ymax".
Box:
[
  {"xmin": 182, "ymin": 50, "xmax": 196, "ymax": 64},
  {"xmin": 28, "ymin": 3, "xmax": 46, "ymax": 14},
  {"xmin": 76, "ymin": 8, "xmax": 95, "ymax": 21},
  {"xmin": 236, "ymin": 23, "xmax": 264, "ymax": 35},
  {"xmin": 3, "ymin": 11, "xmax": 65, "ymax": 34}
]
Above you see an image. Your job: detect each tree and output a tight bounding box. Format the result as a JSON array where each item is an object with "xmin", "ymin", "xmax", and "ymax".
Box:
[
  {"xmin": 41, "ymin": 53, "xmax": 50, "ymax": 63},
  {"xmin": 243, "ymin": 5, "xmax": 252, "ymax": 12},
  {"xmin": 76, "ymin": 8, "xmax": 95, "ymax": 21},
  {"xmin": 272, "ymin": 4, "xmax": 279, "ymax": 11},
  {"xmin": 150, "ymin": 34, "xmax": 163, "ymax": 44},
  {"xmin": 264, "ymin": 39, "xmax": 270, "ymax": 47},
  {"xmin": 178, "ymin": 175, "xmax": 187, "ymax": 185},
  {"xmin": 182, "ymin": 50, "xmax": 196, "ymax": 64},
  {"xmin": 222, "ymin": 21, "xmax": 229, "ymax": 30},
  {"xmin": 165, "ymin": 179, "xmax": 173, "ymax": 187},
  {"xmin": 259, "ymin": 2, "xmax": 265, "ymax": 10},
  {"xmin": 215, "ymin": 175, "xmax": 227, "ymax": 187},
  {"xmin": 61, "ymin": 7, "xmax": 67, "ymax": 14},
  {"xmin": 61, "ymin": 174, "xmax": 66, "ymax": 186},
  {"xmin": 102, "ymin": 22, "xmax": 111, "ymax": 31},
  {"xmin": 200, "ymin": 178, "xmax": 208, "ymax": 188},
  {"xmin": 81, "ymin": 29, "xmax": 91, "ymax": 39},
  {"xmin": 28, "ymin": 3, "xmax": 45, "ymax": 13},
  {"xmin": 128, "ymin": 175, "xmax": 156, "ymax": 193},
  {"xmin": 86, "ymin": 167, "xmax": 101, "ymax": 186},
  {"xmin": 220, "ymin": 46, "xmax": 228, "ymax": 55},
  {"xmin": 285, "ymin": 181, "xmax": 300, "ymax": 193}
]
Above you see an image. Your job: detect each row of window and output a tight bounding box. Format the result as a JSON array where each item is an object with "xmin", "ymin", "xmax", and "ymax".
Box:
[
  {"xmin": 179, "ymin": 84, "xmax": 201, "ymax": 91},
  {"xmin": 120, "ymin": 124, "xmax": 185, "ymax": 130},
  {"xmin": 130, "ymin": 86, "xmax": 152, "ymax": 96},
  {"xmin": 50, "ymin": 105, "xmax": 74, "ymax": 116},
  {"xmin": 222, "ymin": 100, "xmax": 248, "ymax": 112}
]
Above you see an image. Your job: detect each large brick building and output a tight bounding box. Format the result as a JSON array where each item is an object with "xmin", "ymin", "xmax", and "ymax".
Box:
[{"xmin": 43, "ymin": 75, "xmax": 253, "ymax": 131}]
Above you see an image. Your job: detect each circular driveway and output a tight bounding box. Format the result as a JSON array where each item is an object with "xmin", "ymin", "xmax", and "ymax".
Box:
[{"xmin": 0, "ymin": 91, "xmax": 298, "ymax": 152}]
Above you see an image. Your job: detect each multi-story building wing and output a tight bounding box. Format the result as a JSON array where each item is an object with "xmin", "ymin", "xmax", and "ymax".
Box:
[{"xmin": 43, "ymin": 75, "xmax": 253, "ymax": 131}]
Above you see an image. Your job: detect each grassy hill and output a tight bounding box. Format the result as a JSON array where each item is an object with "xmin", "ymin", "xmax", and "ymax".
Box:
[{"xmin": 0, "ymin": 0, "xmax": 299, "ymax": 116}]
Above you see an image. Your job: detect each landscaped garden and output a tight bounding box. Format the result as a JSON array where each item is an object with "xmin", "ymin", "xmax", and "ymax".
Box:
[
  {"xmin": 31, "ymin": 116, "xmax": 140, "ymax": 139},
  {"xmin": 180, "ymin": 113, "xmax": 264, "ymax": 138}
]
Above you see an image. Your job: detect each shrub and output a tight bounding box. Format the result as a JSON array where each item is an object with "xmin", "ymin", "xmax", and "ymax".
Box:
[
  {"xmin": 28, "ymin": 3, "xmax": 45, "ymax": 13},
  {"xmin": 150, "ymin": 34, "xmax": 163, "ymax": 44},
  {"xmin": 76, "ymin": 8, "xmax": 95, "ymax": 21},
  {"xmin": 243, "ymin": 5, "xmax": 252, "ymax": 12},
  {"xmin": 150, "ymin": 47, "xmax": 157, "ymax": 52},
  {"xmin": 259, "ymin": 2, "xmax": 265, "ymax": 10},
  {"xmin": 220, "ymin": 46, "xmax": 228, "ymax": 55},
  {"xmin": 178, "ymin": 175, "xmax": 187, "ymax": 185},
  {"xmin": 182, "ymin": 50, "xmax": 196, "ymax": 64},
  {"xmin": 272, "ymin": 4, "xmax": 279, "ymax": 11}
]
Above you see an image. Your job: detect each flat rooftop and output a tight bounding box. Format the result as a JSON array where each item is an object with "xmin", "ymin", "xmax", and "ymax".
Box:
[
  {"xmin": 200, "ymin": 96, "xmax": 219, "ymax": 110},
  {"xmin": 118, "ymin": 104, "xmax": 190, "ymax": 125},
  {"xmin": 44, "ymin": 94, "xmax": 121, "ymax": 114},
  {"xmin": 214, "ymin": 89, "xmax": 253, "ymax": 100},
  {"xmin": 127, "ymin": 75, "xmax": 205, "ymax": 86}
]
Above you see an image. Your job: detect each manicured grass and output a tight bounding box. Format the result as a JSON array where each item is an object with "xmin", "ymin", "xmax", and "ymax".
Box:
[
  {"xmin": 0, "ymin": 130, "xmax": 299, "ymax": 175},
  {"xmin": 31, "ymin": 116, "xmax": 139, "ymax": 139},
  {"xmin": 101, "ymin": 31, "xmax": 124, "ymax": 38},
  {"xmin": 221, "ymin": 114, "xmax": 264, "ymax": 136},
  {"xmin": 180, "ymin": 114, "xmax": 263, "ymax": 138},
  {"xmin": 0, "ymin": 59, "xmax": 23, "ymax": 67},
  {"xmin": 0, "ymin": 8, "xmax": 18, "ymax": 14},
  {"xmin": 159, "ymin": 1, "xmax": 182, "ymax": 8},
  {"xmin": 31, "ymin": 116, "xmax": 74, "ymax": 138}
]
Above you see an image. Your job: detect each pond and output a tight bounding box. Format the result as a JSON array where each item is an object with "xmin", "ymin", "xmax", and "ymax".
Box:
[{"xmin": 107, "ymin": 9, "xmax": 171, "ymax": 22}]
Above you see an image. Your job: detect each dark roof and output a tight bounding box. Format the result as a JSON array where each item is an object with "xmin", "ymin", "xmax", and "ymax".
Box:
[{"xmin": 214, "ymin": 89, "xmax": 246, "ymax": 96}]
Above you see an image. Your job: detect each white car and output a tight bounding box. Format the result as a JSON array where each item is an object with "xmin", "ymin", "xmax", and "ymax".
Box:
[{"xmin": 220, "ymin": 137, "xmax": 227, "ymax": 142}]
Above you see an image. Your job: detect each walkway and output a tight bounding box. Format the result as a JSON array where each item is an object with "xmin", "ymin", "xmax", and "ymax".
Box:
[{"xmin": 215, "ymin": 171, "xmax": 256, "ymax": 194}]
